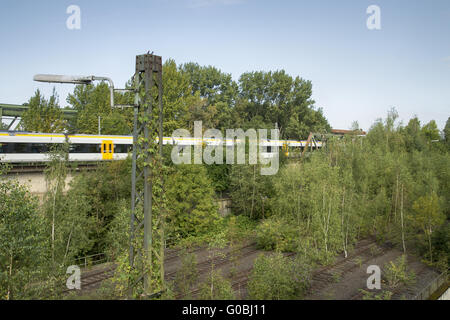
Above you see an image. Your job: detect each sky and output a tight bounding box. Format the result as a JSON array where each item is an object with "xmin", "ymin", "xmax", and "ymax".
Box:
[{"xmin": 0, "ymin": 0, "xmax": 449, "ymax": 132}]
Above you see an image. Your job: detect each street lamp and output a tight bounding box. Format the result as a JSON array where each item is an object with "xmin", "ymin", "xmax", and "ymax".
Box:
[{"xmin": 33, "ymin": 74, "xmax": 115, "ymax": 108}]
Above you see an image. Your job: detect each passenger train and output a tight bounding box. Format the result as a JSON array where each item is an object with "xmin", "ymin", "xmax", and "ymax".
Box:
[{"xmin": 0, "ymin": 131, "xmax": 322, "ymax": 163}]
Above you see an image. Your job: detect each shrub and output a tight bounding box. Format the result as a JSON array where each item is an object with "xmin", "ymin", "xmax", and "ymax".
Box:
[
  {"xmin": 383, "ymin": 255, "xmax": 416, "ymax": 289},
  {"xmin": 255, "ymin": 217, "xmax": 299, "ymax": 252},
  {"xmin": 174, "ymin": 251, "xmax": 198, "ymax": 299},
  {"xmin": 198, "ymin": 270, "xmax": 235, "ymax": 300},
  {"xmin": 166, "ymin": 165, "xmax": 220, "ymax": 239},
  {"xmin": 247, "ymin": 253, "xmax": 311, "ymax": 300}
]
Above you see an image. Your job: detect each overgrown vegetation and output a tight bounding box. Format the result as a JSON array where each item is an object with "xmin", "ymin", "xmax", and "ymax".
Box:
[
  {"xmin": 247, "ymin": 253, "xmax": 311, "ymax": 300},
  {"xmin": 382, "ymin": 255, "xmax": 416, "ymax": 289},
  {"xmin": 2, "ymin": 58, "xmax": 449, "ymax": 299}
]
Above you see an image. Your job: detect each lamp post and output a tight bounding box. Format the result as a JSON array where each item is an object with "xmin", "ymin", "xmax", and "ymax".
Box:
[{"xmin": 33, "ymin": 74, "xmax": 116, "ymax": 108}]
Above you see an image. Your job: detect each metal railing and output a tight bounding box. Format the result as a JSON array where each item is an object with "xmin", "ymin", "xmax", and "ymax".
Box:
[
  {"xmin": 413, "ymin": 270, "xmax": 448, "ymax": 300},
  {"xmin": 73, "ymin": 253, "xmax": 108, "ymax": 269}
]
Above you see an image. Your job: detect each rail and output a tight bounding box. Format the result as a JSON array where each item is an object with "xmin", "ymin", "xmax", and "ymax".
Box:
[{"xmin": 73, "ymin": 253, "xmax": 108, "ymax": 269}]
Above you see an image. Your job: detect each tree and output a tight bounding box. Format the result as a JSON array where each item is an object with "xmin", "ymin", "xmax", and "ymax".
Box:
[
  {"xmin": 180, "ymin": 62, "xmax": 238, "ymax": 107},
  {"xmin": 0, "ymin": 166, "xmax": 44, "ymax": 299},
  {"xmin": 421, "ymin": 120, "xmax": 440, "ymax": 141},
  {"xmin": 412, "ymin": 193, "xmax": 445, "ymax": 263},
  {"xmin": 163, "ymin": 59, "xmax": 202, "ymax": 134},
  {"xmin": 443, "ymin": 117, "xmax": 450, "ymax": 148},
  {"xmin": 67, "ymin": 82, "xmax": 133, "ymax": 134},
  {"xmin": 229, "ymin": 163, "xmax": 274, "ymax": 220},
  {"xmin": 238, "ymin": 70, "xmax": 330, "ymax": 139},
  {"xmin": 21, "ymin": 89, "xmax": 67, "ymax": 132},
  {"xmin": 401, "ymin": 116, "xmax": 425, "ymax": 152},
  {"xmin": 165, "ymin": 164, "xmax": 220, "ymax": 239},
  {"xmin": 42, "ymin": 142, "xmax": 95, "ymax": 269}
]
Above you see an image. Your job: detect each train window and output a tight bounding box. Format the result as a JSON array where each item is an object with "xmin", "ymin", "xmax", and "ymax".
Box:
[
  {"xmin": 14, "ymin": 143, "xmax": 29, "ymax": 153},
  {"xmin": 115, "ymin": 144, "xmax": 132, "ymax": 153},
  {"xmin": 0, "ymin": 143, "xmax": 28, "ymax": 153},
  {"xmin": 0, "ymin": 142, "xmax": 104, "ymax": 154},
  {"xmin": 70, "ymin": 144, "xmax": 101, "ymax": 153},
  {"xmin": 30, "ymin": 143, "xmax": 49, "ymax": 153}
]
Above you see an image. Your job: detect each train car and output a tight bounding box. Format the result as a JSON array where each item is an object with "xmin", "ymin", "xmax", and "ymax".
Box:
[
  {"xmin": 0, "ymin": 131, "xmax": 133, "ymax": 163},
  {"xmin": 0, "ymin": 131, "xmax": 322, "ymax": 163}
]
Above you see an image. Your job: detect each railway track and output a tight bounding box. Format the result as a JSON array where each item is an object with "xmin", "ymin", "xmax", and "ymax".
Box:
[
  {"xmin": 65, "ymin": 241, "xmax": 260, "ymax": 296},
  {"xmin": 64, "ymin": 245, "xmax": 210, "ymax": 294},
  {"xmin": 229, "ymin": 252, "xmax": 297, "ymax": 298},
  {"xmin": 349, "ymin": 259, "xmax": 430, "ymax": 300},
  {"xmin": 164, "ymin": 245, "xmax": 208, "ymax": 263},
  {"xmin": 63, "ymin": 263, "xmax": 116, "ymax": 294},
  {"xmin": 307, "ymin": 240, "xmax": 390, "ymax": 297},
  {"xmin": 166, "ymin": 242, "xmax": 258, "ymax": 282},
  {"xmin": 174, "ymin": 242, "xmax": 261, "ymax": 299}
]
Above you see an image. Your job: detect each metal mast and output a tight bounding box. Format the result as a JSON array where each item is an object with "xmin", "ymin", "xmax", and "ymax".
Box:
[{"xmin": 129, "ymin": 53, "xmax": 164, "ymax": 297}]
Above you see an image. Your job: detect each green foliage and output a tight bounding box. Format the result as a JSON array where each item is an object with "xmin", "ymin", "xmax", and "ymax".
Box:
[
  {"xmin": 238, "ymin": 70, "xmax": 330, "ymax": 139},
  {"xmin": 229, "ymin": 163, "xmax": 274, "ymax": 219},
  {"xmin": 42, "ymin": 142, "xmax": 95, "ymax": 267},
  {"xmin": 175, "ymin": 214, "xmax": 256, "ymax": 249},
  {"xmin": 444, "ymin": 117, "xmax": 450, "ymax": 148},
  {"xmin": 255, "ymin": 217, "xmax": 299, "ymax": 252},
  {"xmin": 163, "ymin": 59, "xmax": 202, "ymax": 133},
  {"xmin": 421, "ymin": 120, "xmax": 440, "ymax": 142},
  {"xmin": 411, "ymin": 193, "xmax": 445, "ymax": 263},
  {"xmin": 431, "ymin": 223, "xmax": 450, "ymax": 271},
  {"xmin": 222, "ymin": 215, "xmax": 257, "ymax": 244},
  {"xmin": 181, "ymin": 62, "xmax": 238, "ymax": 107},
  {"xmin": 166, "ymin": 164, "xmax": 220, "ymax": 240},
  {"xmin": 21, "ymin": 89, "xmax": 67, "ymax": 132},
  {"xmin": 382, "ymin": 255, "xmax": 416, "ymax": 289},
  {"xmin": 248, "ymin": 253, "xmax": 311, "ymax": 300},
  {"xmin": 173, "ymin": 251, "xmax": 199, "ymax": 299},
  {"xmin": 68, "ymin": 159, "xmax": 131, "ymax": 255},
  {"xmin": 359, "ymin": 289, "xmax": 393, "ymax": 300},
  {"xmin": 204, "ymin": 163, "xmax": 231, "ymax": 193},
  {"xmin": 198, "ymin": 270, "xmax": 235, "ymax": 300},
  {"xmin": 67, "ymin": 82, "xmax": 133, "ymax": 134},
  {"xmin": 253, "ymin": 108, "xmax": 448, "ymax": 271},
  {"xmin": 104, "ymin": 199, "xmax": 131, "ymax": 260},
  {"xmin": 0, "ymin": 174, "xmax": 43, "ymax": 299}
]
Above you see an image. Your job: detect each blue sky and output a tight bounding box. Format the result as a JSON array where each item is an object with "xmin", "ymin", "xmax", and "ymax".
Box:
[{"xmin": 0, "ymin": 0, "xmax": 449, "ymax": 131}]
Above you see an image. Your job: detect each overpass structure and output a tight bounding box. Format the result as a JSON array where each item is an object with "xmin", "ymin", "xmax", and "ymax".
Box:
[{"xmin": 0, "ymin": 103, "xmax": 77, "ymax": 130}]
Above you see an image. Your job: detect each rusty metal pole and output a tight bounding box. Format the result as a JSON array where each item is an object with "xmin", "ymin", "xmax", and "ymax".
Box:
[{"xmin": 129, "ymin": 53, "xmax": 163, "ymax": 298}]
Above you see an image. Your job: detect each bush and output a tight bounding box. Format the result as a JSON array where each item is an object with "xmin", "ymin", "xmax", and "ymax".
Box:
[
  {"xmin": 0, "ymin": 172, "xmax": 44, "ymax": 299},
  {"xmin": 174, "ymin": 251, "xmax": 199, "ymax": 299},
  {"xmin": 382, "ymin": 255, "xmax": 416, "ymax": 289},
  {"xmin": 255, "ymin": 217, "xmax": 299, "ymax": 252},
  {"xmin": 247, "ymin": 253, "xmax": 311, "ymax": 300},
  {"xmin": 166, "ymin": 164, "xmax": 220, "ymax": 239},
  {"xmin": 198, "ymin": 270, "xmax": 235, "ymax": 300}
]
